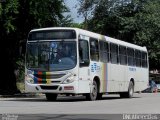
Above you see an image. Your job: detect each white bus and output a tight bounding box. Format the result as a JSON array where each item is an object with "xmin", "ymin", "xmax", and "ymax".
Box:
[{"xmin": 25, "ymin": 27, "xmax": 149, "ymax": 101}]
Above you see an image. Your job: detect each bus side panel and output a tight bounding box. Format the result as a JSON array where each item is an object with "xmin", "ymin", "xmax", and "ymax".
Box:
[
  {"xmin": 110, "ymin": 64, "xmax": 128, "ymax": 92},
  {"xmin": 118, "ymin": 65, "xmax": 127, "ymax": 92},
  {"xmin": 78, "ymin": 66, "xmax": 91, "ymax": 93},
  {"xmin": 106, "ymin": 64, "xmax": 119, "ymax": 92},
  {"xmin": 100, "ymin": 63, "xmax": 107, "ymax": 93},
  {"xmin": 135, "ymin": 68, "xmax": 148, "ymax": 92},
  {"xmin": 141, "ymin": 68, "xmax": 149, "ymax": 91},
  {"xmin": 134, "ymin": 67, "xmax": 141, "ymax": 92}
]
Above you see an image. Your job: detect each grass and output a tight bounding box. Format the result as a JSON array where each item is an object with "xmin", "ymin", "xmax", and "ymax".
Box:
[
  {"xmin": 16, "ymin": 82, "xmax": 42, "ymax": 97},
  {"xmin": 16, "ymin": 82, "xmax": 25, "ymax": 93}
]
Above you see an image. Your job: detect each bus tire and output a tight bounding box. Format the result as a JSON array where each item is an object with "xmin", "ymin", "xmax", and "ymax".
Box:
[
  {"xmin": 120, "ymin": 81, "xmax": 134, "ymax": 98},
  {"xmin": 127, "ymin": 81, "xmax": 134, "ymax": 98},
  {"xmin": 97, "ymin": 93, "xmax": 103, "ymax": 100},
  {"xmin": 86, "ymin": 80, "xmax": 98, "ymax": 101},
  {"xmin": 45, "ymin": 93, "xmax": 58, "ymax": 101}
]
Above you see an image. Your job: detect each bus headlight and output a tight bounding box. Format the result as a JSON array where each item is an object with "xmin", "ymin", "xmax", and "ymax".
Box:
[
  {"xmin": 62, "ymin": 75, "xmax": 75, "ymax": 84},
  {"xmin": 25, "ymin": 75, "xmax": 34, "ymax": 84}
]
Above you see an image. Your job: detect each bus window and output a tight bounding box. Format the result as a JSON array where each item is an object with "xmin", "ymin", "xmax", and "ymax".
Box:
[
  {"xmin": 135, "ymin": 50, "xmax": 141, "ymax": 67},
  {"xmin": 90, "ymin": 38, "xmax": 99, "ymax": 61},
  {"xmin": 119, "ymin": 46, "xmax": 127, "ymax": 65},
  {"xmin": 79, "ymin": 40, "xmax": 89, "ymax": 67},
  {"xmin": 110, "ymin": 43, "xmax": 118, "ymax": 64},
  {"xmin": 127, "ymin": 48, "xmax": 134, "ymax": 66},
  {"xmin": 99, "ymin": 41, "xmax": 109, "ymax": 63},
  {"xmin": 142, "ymin": 52, "xmax": 148, "ymax": 68}
]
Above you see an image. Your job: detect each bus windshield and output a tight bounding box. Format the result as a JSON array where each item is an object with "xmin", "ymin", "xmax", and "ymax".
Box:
[{"xmin": 26, "ymin": 41, "xmax": 77, "ymax": 71}]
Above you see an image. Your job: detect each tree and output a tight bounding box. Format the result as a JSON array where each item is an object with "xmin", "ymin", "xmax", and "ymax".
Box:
[
  {"xmin": 0, "ymin": 0, "xmax": 71, "ymax": 95},
  {"xmin": 0, "ymin": 0, "xmax": 20, "ymax": 95},
  {"xmin": 78, "ymin": 0, "xmax": 160, "ymax": 70},
  {"xmin": 132, "ymin": 0, "xmax": 160, "ymax": 70}
]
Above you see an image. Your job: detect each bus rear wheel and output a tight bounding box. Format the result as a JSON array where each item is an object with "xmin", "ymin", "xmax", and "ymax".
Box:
[
  {"xmin": 120, "ymin": 81, "xmax": 134, "ymax": 98},
  {"xmin": 45, "ymin": 93, "xmax": 58, "ymax": 101},
  {"xmin": 86, "ymin": 80, "xmax": 98, "ymax": 101}
]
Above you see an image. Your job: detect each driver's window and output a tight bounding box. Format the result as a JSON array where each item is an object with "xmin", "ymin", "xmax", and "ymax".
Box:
[{"xmin": 79, "ymin": 40, "xmax": 89, "ymax": 67}]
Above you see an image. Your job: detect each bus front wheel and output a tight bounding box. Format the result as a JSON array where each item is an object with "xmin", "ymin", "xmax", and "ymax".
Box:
[
  {"xmin": 45, "ymin": 93, "xmax": 58, "ymax": 101},
  {"xmin": 85, "ymin": 80, "xmax": 98, "ymax": 101}
]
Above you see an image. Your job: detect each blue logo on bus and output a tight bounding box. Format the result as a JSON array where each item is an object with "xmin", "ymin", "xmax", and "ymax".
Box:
[{"xmin": 91, "ymin": 63, "xmax": 100, "ymax": 72}]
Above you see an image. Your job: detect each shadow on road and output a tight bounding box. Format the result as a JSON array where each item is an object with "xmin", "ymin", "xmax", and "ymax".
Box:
[
  {"xmin": 17, "ymin": 114, "xmax": 119, "ymax": 120},
  {"xmin": 1, "ymin": 94, "xmax": 141, "ymax": 102}
]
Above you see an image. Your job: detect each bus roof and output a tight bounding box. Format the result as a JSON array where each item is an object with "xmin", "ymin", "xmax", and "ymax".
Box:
[{"xmin": 30, "ymin": 27, "xmax": 147, "ymax": 52}]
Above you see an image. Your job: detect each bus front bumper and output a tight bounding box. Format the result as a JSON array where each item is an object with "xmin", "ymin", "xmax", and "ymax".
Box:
[{"xmin": 25, "ymin": 81, "xmax": 77, "ymax": 94}]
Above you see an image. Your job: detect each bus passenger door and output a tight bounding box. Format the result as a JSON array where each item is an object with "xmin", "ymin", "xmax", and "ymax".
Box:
[{"xmin": 78, "ymin": 39, "xmax": 90, "ymax": 93}]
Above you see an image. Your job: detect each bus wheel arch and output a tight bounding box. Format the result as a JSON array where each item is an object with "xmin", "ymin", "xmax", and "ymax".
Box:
[
  {"xmin": 94, "ymin": 76, "xmax": 103, "ymax": 99},
  {"xmin": 130, "ymin": 78, "xmax": 135, "ymax": 87},
  {"xmin": 85, "ymin": 76, "xmax": 102, "ymax": 101},
  {"xmin": 94, "ymin": 76, "xmax": 100, "ymax": 93}
]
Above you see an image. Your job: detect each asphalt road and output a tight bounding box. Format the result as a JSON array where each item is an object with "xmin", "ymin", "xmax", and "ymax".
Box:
[{"xmin": 0, "ymin": 93, "xmax": 160, "ymax": 115}]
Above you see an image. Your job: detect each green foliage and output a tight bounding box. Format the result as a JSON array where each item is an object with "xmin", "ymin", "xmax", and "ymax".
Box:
[
  {"xmin": 132, "ymin": 0, "xmax": 160, "ymax": 69},
  {"xmin": 70, "ymin": 23, "xmax": 85, "ymax": 29},
  {"xmin": 0, "ymin": 4, "xmax": 2, "ymax": 15},
  {"xmin": 0, "ymin": 0, "xmax": 73, "ymax": 93},
  {"xmin": 28, "ymin": 0, "xmax": 65, "ymax": 27},
  {"xmin": 0, "ymin": 0, "xmax": 19, "ymax": 33},
  {"xmin": 15, "ymin": 58, "xmax": 25, "ymax": 82},
  {"xmin": 78, "ymin": 0, "xmax": 160, "ymax": 70},
  {"xmin": 58, "ymin": 15, "xmax": 73, "ymax": 27},
  {"xmin": 16, "ymin": 82, "xmax": 25, "ymax": 93}
]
